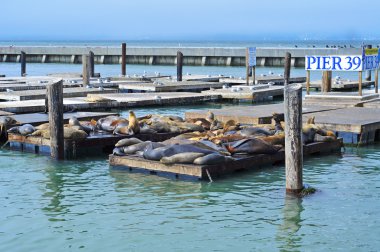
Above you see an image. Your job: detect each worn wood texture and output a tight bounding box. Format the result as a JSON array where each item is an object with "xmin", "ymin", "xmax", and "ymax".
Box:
[
  {"xmin": 121, "ymin": 43, "xmax": 126, "ymax": 76},
  {"xmin": 82, "ymin": 55, "xmax": 90, "ymax": 85},
  {"xmin": 375, "ymin": 69, "xmax": 379, "ymax": 94},
  {"xmin": 284, "ymin": 52, "xmax": 291, "ymax": 85},
  {"xmin": 359, "ymin": 71, "xmax": 363, "ymax": 96},
  {"xmin": 89, "ymin": 51, "xmax": 95, "ymax": 78},
  {"xmin": 306, "ymin": 70, "xmax": 310, "ymax": 95},
  {"xmin": 365, "ymin": 45, "xmax": 372, "ymax": 81},
  {"xmin": 47, "ymin": 79, "xmax": 64, "ymax": 159},
  {"xmin": 109, "ymin": 140, "xmax": 342, "ymax": 180},
  {"xmin": 177, "ymin": 51, "xmax": 183, "ymax": 82},
  {"xmin": 245, "ymin": 48, "xmax": 250, "ymax": 85},
  {"xmin": 252, "ymin": 66, "xmax": 256, "ymax": 86},
  {"xmin": 284, "ymin": 83, "xmax": 303, "ymax": 193},
  {"xmin": 322, "ymin": 71, "xmax": 332, "ymax": 93},
  {"xmin": 20, "ymin": 51, "xmax": 26, "ymax": 77}
]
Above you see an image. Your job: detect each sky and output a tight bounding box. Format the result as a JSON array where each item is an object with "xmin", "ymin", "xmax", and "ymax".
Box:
[{"xmin": 1, "ymin": 0, "xmax": 379, "ymax": 41}]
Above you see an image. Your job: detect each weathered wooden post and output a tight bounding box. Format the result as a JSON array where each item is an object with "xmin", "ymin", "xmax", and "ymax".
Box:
[
  {"xmin": 20, "ymin": 51, "xmax": 26, "ymax": 76},
  {"xmin": 358, "ymin": 71, "xmax": 363, "ymax": 96},
  {"xmin": 121, "ymin": 43, "xmax": 126, "ymax": 76},
  {"xmin": 177, "ymin": 51, "xmax": 183, "ymax": 82},
  {"xmin": 89, "ymin": 51, "xmax": 95, "ymax": 78},
  {"xmin": 82, "ymin": 55, "xmax": 90, "ymax": 85},
  {"xmin": 375, "ymin": 68, "xmax": 379, "ymax": 94},
  {"xmin": 284, "ymin": 52, "xmax": 303, "ymax": 194},
  {"xmin": 47, "ymin": 79, "xmax": 64, "ymax": 160},
  {"xmin": 306, "ymin": 70, "xmax": 310, "ymax": 95},
  {"xmin": 245, "ymin": 48, "xmax": 250, "ymax": 85},
  {"xmin": 365, "ymin": 45, "xmax": 372, "ymax": 81},
  {"xmin": 321, "ymin": 71, "xmax": 332, "ymax": 93},
  {"xmin": 252, "ymin": 66, "xmax": 256, "ymax": 85}
]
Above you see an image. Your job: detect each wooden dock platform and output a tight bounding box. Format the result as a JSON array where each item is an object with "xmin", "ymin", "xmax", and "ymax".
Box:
[
  {"xmin": 302, "ymin": 80, "xmax": 374, "ymax": 91},
  {"xmin": 0, "ymin": 92, "xmax": 221, "ymax": 113},
  {"xmin": 220, "ymin": 76, "xmax": 306, "ymax": 85},
  {"xmin": 0, "ymin": 87, "xmax": 118, "ymax": 101},
  {"xmin": 201, "ymin": 85, "xmax": 284, "ymax": 102},
  {"xmin": 7, "ymin": 131, "xmax": 179, "ymax": 159},
  {"xmin": 0, "ymin": 111, "xmax": 117, "ymax": 127},
  {"xmin": 185, "ymin": 103, "xmax": 341, "ymax": 124},
  {"xmin": 301, "ymin": 107, "xmax": 380, "ymax": 144},
  {"xmin": 304, "ymin": 92, "xmax": 379, "ymax": 107},
  {"xmin": 109, "ymin": 139, "xmax": 342, "ymax": 180},
  {"xmin": 119, "ymin": 80, "xmax": 236, "ymax": 93}
]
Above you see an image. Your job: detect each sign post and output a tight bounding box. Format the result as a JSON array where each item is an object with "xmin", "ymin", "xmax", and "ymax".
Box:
[{"xmin": 246, "ymin": 47, "xmax": 256, "ymax": 86}]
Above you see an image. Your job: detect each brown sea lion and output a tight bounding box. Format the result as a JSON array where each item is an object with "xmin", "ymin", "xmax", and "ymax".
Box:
[
  {"xmin": 115, "ymin": 137, "xmax": 143, "ymax": 148},
  {"xmin": 225, "ymin": 138, "xmax": 282, "ymax": 155},
  {"xmin": 160, "ymin": 152, "xmax": 205, "ymax": 165},
  {"xmin": 0, "ymin": 116, "xmax": 17, "ymax": 136},
  {"xmin": 258, "ymin": 133, "xmax": 285, "ymax": 146},
  {"xmin": 193, "ymin": 153, "xmax": 233, "ymax": 165},
  {"xmin": 128, "ymin": 111, "xmax": 140, "ymax": 135},
  {"xmin": 209, "ymin": 134, "xmax": 246, "ymax": 145}
]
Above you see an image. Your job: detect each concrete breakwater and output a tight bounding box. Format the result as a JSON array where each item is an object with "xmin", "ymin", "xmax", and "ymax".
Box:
[{"xmin": 0, "ymin": 46, "xmax": 360, "ymax": 67}]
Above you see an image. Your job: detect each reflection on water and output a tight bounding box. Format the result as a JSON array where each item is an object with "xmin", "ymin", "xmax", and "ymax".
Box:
[{"xmin": 276, "ymin": 195, "xmax": 304, "ymax": 252}]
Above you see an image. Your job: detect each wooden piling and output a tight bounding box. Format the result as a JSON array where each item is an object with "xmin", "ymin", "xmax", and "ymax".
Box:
[
  {"xmin": 284, "ymin": 83, "xmax": 303, "ymax": 194},
  {"xmin": 89, "ymin": 51, "xmax": 95, "ymax": 78},
  {"xmin": 306, "ymin": 70, "xmax": 310, "ymax": 95},
  {"xmin": 20, "ymin": 51, "xmax": 26, "ymax": 77},
  {"xmin": 252, "ymin": 66, "xmax": 256, "ymax": 85},
  {"xmin": 284, "ymin": 52, "xmax": 303, "ymax": 194},
  {"xmin": 246, "ymin": 48, "xmax": 250, "ymax": 85},
  {"xmin": 375, "ymin": 69, "xmax": 378, "ymax": 94},
  {"xmin": 365, "ymin": 45, "xmax": 372, "ymax": 81},
  {"xmin": 284, "ymin": 52, "xmax": 291, "ymax": 85},
  {"xmin": 359, "ymin": 71, "xmax": 363, "ymax": 96},
  {"xmin": 177, "ymin": 51, "xmax": 183, "ymax": 82},
  {"xmin": 321, "ymin": 71, "xmax": 332, "ymax": 93},
  {"xmin": 47, "ymin": 79, "xmax": 64, "ymax": 160},
  {"xmin": 82, "ymin": 55, "xmax": 90, "ymax": 85},
  {"xmin": 121, "ymin": 43, "xmax": 126, "ymax": 76}
]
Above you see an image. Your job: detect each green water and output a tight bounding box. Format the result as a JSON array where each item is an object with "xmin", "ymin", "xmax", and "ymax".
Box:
[{"xmin": 1, "ymin": 106, "xmax": 380, "ymax": 251}]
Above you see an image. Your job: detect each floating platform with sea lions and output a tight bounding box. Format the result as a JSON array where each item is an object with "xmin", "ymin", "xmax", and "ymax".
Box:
[{"xmin": 109, "ymin": 113, "xmax": 342, "ymax": 180}]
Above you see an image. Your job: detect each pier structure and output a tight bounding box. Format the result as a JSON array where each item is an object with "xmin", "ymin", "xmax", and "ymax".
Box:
[{"xmin": 0, "ymin": 46, "xmax": 360, "ymax": 67}]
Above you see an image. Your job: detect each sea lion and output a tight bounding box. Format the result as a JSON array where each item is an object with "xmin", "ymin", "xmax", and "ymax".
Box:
[
  {"xmin": 193, "ymin": 153, "xmax": 232, "ymax": 165},
  {"xmin": 0, "ymin": 116, "xmax": 17, "ymax": 136},
  {"xmin": 226, "ymin": 138, "xmax": 282, "ymax": 155},
  {"xmin": 240, "ymin": 127, "xmax": 272, "ymax": 137},
  {"xmin": 113, "ymin": 147, "xmax": 125, "ymax": 156},
  {"xmin": 259, "ymin": 133, "xmax": 285, "ymax": 146},
  {"xmin": 186, "ymin": 118, "xmax": 211, "ymax": 130},
  {"xmin": 69, "ymin": 116, "xmax": 93, "ymax": 133},
  {"xmin": 160, "ymin": 152, "xmax": 205, "ymax": 165},
  {"xmin": 206, "ymin": 111, "xmax": 215, "ymax": 122},
  {"xmin": 161, "ymin": 144, "xmax": 216, "ymax": 157},
  {"xmin": 31, "ymin": 128, "xmax": 88, "ymax": 140},
  {"xmin": 123, "ymin": 141, "xmax": 165, "ymax": 155},
  {"xmin": 96, "ymin": 116, "xmax": 125, "ymax": 132},
  {"xmin": 7, "ymin": 124, "xmax": 35, "ymax": 136},
  {"xmin": 113, "ymin": 121, "xmax": 130, "ymax": 135},
  {"xmin": 209, "ymin": 134, "xmax": 246, "ymax": 145},
  {"xmin": 168, "ymin": 115, "xmax": 184, "ymax": 122},
  {"xmin": 143, "ymin": 143, "xmax": 172, "ymax": 161},
  {"xmin": 115, "ymin": 137, "xmax": 143, "ymax": 148},
  {"xmin": 128, "ymin": 110, "xmax": 140, "ymax": 135},
  {"xmin": 36, "ymin": 123, "xmax": 50, "ymax": 130}
]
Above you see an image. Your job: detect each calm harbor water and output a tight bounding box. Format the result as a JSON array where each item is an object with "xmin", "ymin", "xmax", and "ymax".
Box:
[
  {"xmin": 0, "ymin": 105, "xmax": 380, "ymax": 252},
  {"xmin": 1, "ymin": 40, "xmax": 380, "ymax": 251}
]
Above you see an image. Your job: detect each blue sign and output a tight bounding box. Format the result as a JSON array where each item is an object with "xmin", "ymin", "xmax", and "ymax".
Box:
[
  {"xmin": 305, "ymin": 55, "xmax": 363, "ymax": 71},
  {"xmin": 248, "ymin": 47, "xmax": 256, "ymax": 67},
  {"xmin": 362, "ymin": 47, "xmax": 379, "ymax": 71}
]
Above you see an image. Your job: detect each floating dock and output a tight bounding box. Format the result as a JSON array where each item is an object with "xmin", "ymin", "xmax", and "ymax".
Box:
[
  {"xmin": 0, "ymin": 87, "xmax": 118, "ymax": 101},
  {"xmin": 7, "ymin": 131, "xmax": 179, "ymax": 159},
  {"xmin": 220, "ymin": 76, "xmax": 307, "ymax": 85},
  {"xmin": 119, "ymin": 80, "xmax": 233, "ymax": 93},
  {"xmin": 0, "ymin": 92, "xmax": 221, "ymax": 113},
  {"xmin": 303, "ymin": 80, "xmax": 374, "ymax": 91},
  {"xmin": 185, "ymin": 103, "xmax": 341, "ymax": 124},
  {"xmin": 304, "ymin": 92, "xmax": 379, "ymax": 107},
  {"xmin": 109, "ymin": 139, "xmax": 343, "ymax": 180},
  {"xmin": 201, "ymin": 85, "xmax": 284, "ymax": 102}
]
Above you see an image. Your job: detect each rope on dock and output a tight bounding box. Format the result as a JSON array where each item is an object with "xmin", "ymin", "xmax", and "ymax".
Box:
[{"xmin": 206, "ymin": 169, "xmax": 213, "ymax": 183}]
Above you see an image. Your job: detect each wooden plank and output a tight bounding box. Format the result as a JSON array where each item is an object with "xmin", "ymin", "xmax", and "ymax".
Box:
[
  {"xmin": 109, "ymin": 139, "xmax": 343, "ymax": 180},
  {"xmin": 302, "ymin": 80, "xmax": 374, "ymax": 90},
  {"xmin": 0, "ymin": 93, "xmax": 221, "ymax": 113},
  {"xmin": 185, "ymin": 103, "xmax": 342, "ymax": 124},
  {"xmin": 220, "ymin": 76, "xmax": 307, "ymax": 85},
  {"xmin": 0, "ymin": 111, "xmax": 117, "ymax": 126},
  {"xmin": 201, "ymin": 85, "xmax": 284, "ymax": 101},
  {"xmin": 0, "ymin": 87, "xmax": 118, "ymax": 101}
]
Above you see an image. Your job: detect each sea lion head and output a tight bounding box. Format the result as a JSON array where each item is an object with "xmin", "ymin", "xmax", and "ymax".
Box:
[{"xmin": 69, "ymin": 116, "xmax": 80, "ymax": 126}]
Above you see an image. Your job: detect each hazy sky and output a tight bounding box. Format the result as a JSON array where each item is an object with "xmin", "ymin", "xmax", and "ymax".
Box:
[{"xmin": 1, "ymin": 0, "xmax": 378, "ymax": 40}]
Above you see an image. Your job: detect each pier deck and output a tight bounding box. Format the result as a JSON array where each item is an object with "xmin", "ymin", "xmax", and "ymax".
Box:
[
  {"xmin": 303, "ymin": 80, "xmax": 374, "ymax": 90},
  {"xmin": 109, "ymin": 139, "xmax": 342, "ymax": 180},
  {"xmin": 220, "ymin": 76, "xmax": 307, "ymax": 85},
  {"xmin": 119, "ymin": 80, "xmax": 234, "ymax": 92},
  {"xmin": 201, "ymin": 85, "xmax": 284, "ymax": 102},
  {"xmin": 0, "ymin": 92, "xmax": 221, "ymax": 113},
  {"xmin": 7, "ymin": 131, "xmax": 179, "ymax": 159},
  {"xmin": 0, "ymin": 87, "xmax": 118, "ymax": 101}
]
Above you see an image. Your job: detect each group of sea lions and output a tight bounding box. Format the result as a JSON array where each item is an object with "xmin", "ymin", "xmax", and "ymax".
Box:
[{"xmin": 112, "ymin": 112, "xmax": 337, "ymax": 166}]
